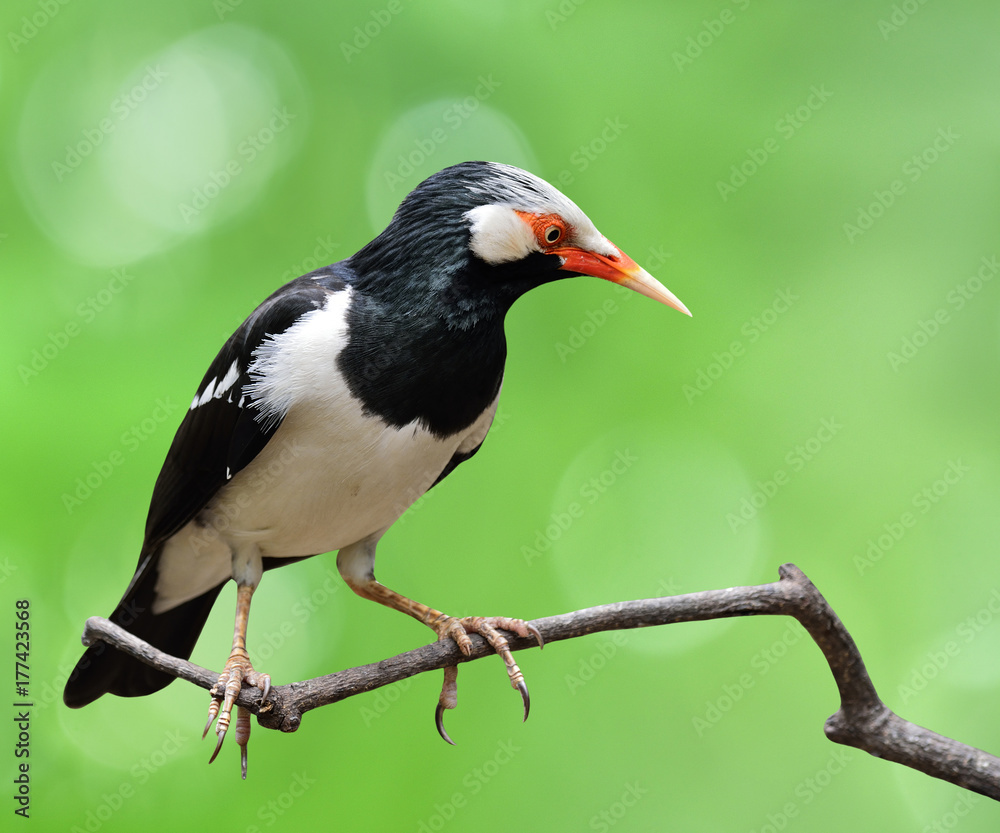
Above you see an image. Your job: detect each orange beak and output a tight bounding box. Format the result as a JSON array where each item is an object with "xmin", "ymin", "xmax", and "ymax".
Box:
[{"xmin": 553, "ymin": 245, "xmax": 691, "ymax": 316}]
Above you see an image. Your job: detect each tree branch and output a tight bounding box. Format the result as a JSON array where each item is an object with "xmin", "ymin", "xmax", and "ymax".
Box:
[{"xmin": 79, "ymin": 563, "xmax": 1000, "ymax": 799}]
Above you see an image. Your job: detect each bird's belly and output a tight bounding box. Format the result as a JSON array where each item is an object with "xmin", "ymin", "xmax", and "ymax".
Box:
[
  {"xmin": 153, "ymin": 373, "xmax": 497, "ymax": 614},
  {"xmin": 209, "ymin": 404, "xmax": 458, "ymax": 558}
]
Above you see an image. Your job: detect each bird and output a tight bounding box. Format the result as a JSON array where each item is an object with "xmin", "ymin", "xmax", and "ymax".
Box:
[{"xmin": 63, "ymin": 160, "xmax": 690, "ymax": 778}]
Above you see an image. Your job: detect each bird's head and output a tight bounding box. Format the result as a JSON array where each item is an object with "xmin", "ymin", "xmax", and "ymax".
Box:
[{"xmin": 351, "ymin": 161, "xmax": 690, "ymax": 319}]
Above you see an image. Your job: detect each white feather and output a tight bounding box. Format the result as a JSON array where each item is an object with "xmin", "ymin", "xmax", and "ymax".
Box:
[
  {"xmin": 244, "ymin": 288, "xmax": 355, "ymax": 428},
  {"xmin": 215, "ymin": 360, "xmax": 240, "ymax": 398},
  {"xmin": 465, "ymin": 204, "xmax": 536, "ymax": 264},
  {"xmin": 193, "ymin": 377, "xmax": 216, "ymax": 409}
]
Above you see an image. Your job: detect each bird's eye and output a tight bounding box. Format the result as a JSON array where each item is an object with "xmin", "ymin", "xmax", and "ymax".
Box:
[{"xmin": 516, "ymin": 211, "xmax": 570, "ymax": 250}]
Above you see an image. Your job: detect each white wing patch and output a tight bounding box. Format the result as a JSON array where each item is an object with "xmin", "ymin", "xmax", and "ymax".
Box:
[
  {"xmin": 216, "ymin": 360, "xmax": 240, "ymax": 397},
  {"xmin": 190, "ymin": 378, "xmax": 216, "ymax": 409},
  {"xmin": 190, "ymin": 360, "xmax": 241, "ymax": 410}
]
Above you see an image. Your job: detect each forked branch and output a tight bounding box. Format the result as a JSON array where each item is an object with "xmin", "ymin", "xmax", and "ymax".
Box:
[{"xmin": 79, "ymin": 563, "xmax": 1000, "ymax": 799}]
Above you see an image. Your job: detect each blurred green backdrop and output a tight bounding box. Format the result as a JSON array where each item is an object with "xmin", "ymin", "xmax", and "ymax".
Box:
[{"xmin": 4, "ymin": 0, "xmax": 1000, "ymax": 830}]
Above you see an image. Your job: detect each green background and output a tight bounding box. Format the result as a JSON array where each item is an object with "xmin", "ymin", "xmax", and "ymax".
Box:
[{"xmin": 4, "ymin": 0, "xmax": 1000, "ymax": 830}]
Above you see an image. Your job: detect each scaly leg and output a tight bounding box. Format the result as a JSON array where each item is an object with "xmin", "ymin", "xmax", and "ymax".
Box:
[
  {"xmin": 203, "ymin": 582, "xmax": 271, "ymax": 779},
  {"xmin": 337, "ymin": 540, "xmax": 543, "ymax": 744}
]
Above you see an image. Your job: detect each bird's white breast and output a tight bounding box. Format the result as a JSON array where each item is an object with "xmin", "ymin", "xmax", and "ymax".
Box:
[
  {"xmin": 221, "ymin": 396, "xmax": 463, "ymax": 558},
  {"xmin": 227, "ymin": 286, "xmax": 492, "ymax": 554}
]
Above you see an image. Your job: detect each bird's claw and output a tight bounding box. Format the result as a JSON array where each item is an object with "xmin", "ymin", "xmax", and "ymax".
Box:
[
  {"xmin": 431, "ymin": 616, "xmax": 542, "ymax": 744},
  {"xmin": 209, "ymin": 729, "xmax": 226, "ymax": 765},
  {"xmin": 204, "ymin": 650, "xmax": 270, "ymax": 778},
  {"xmin": 435, "ymin": 666, "xmax": 459, "ymax": 745},
  {"xmin": 203, "ymin": 698, "xmax": 220, "ymax": 740},
  {"xmin": 435, "ymin": 702, "xmax": 456, "ymax": 746},
  {"xmin": 516, "ymin": 679, "xmax": 530, "ymax": 722}
]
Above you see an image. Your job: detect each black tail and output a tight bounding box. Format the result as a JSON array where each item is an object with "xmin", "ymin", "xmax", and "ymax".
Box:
[{"xmin": 63, "ymin": 546, "xmax": 226, "ymax": 708}]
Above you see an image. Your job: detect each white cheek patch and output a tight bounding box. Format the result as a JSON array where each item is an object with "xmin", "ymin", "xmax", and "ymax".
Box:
[{"xmin": 465, "ymin": 204, "xmax": 537, "ymax": 265}]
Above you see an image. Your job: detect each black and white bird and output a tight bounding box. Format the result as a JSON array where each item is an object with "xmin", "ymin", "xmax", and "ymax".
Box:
[{"xmin": 64, "ymin": 161, "xmax": 690, "ymax": 777}]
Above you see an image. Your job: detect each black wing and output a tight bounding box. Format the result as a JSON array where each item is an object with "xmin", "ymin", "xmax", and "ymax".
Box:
[
  {"xmin": 64, "ymin": 268, "xmax": 348, "ymax": 707},
  {"xmin": 144, "ymin": 270, "xmax": 346, "ymax": 547}
]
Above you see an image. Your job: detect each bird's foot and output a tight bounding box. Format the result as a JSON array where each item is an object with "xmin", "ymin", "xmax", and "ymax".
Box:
[
  {"xmin": 429, "ymin": 615, "xmax": 543, "ymax": 744},
  {"xmin": 203, "ymin": 648, "xmax": 271, "ymax": 779}
]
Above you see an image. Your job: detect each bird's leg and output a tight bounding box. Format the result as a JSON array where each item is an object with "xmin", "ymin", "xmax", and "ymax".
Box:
[
  {"xmin": 337, "ymin": 546, "xmax": 542, "ymax": 742},
  {"xmin": 203, "ymin": 582, "xmax": 271, "ymax": 778},
  {"xmin": 342, "ymin": 573, "xmax": 543, "ymax": 687}
]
